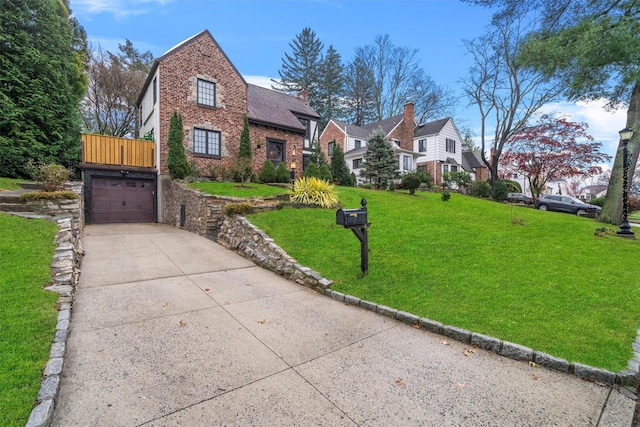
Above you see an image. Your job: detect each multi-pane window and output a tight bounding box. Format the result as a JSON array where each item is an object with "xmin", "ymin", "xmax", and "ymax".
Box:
[
  {"xmin": 353, "ymin": 158, "xmax": 362, "ymax": 169},
  {"xmin": 446, "ymin": 138, "xmax": 456, "ymax": 153},
  {"xmin": 443, "ymin": 164, "xmax": 449, "ymax": 173},
  {"xmin": 197, "ymin": 79, "xmax": 216, "ymax": 107},
  {"xmin": 355, "ymin": 140, "xmax": 362, "ymax": 149},
  {"xmin": 451, "ymin": 165, "xmax": 458, "ymax": 172},
  {"xmin": 328, "ymin": 142, "xmax": 335, "ymax": 156},
  {"xmin": 194, "ymin": 128, "xmax": 221, "ymax": 156},
  {"xmin": 418, "ymin": 139, "xmax": 427, "ymax": 152}
]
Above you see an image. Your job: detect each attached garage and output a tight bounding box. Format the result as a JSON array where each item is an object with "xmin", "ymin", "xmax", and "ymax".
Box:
[
  {"xmin": 91, "ymin": 178, "xmax": 154, "ymax": 223},
  {"xmin": 81, "ymin": 168, "xmax": 157, "ymax": 224}
]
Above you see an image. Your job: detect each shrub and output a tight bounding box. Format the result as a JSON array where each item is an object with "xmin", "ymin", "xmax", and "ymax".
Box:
[
  {"xmin": 502, "ymin": 179, "xmax": 522, "ymax": 193},
  {"xmin": 388, "ymin": 181, "xmax": 395, "ymax": 191},
  {"xmin": 21, "ymin": 190, "xmax": 77, "ymax": 201},
  {"xmin": 589, "ymin": 196, "xmax": 605, "ymax": 207},
  {"xmin": 224, "ymin": 202, "xmax": 254, "ymax": 216},
  {"xmin": 304, "ymin": 163, "xmax": 320, "ymax": 179},
  {"xmin": 418, "ymin": 183, "xmax": 429, "ymax": 192},
  {"xmin": 290, "ymin": 177, "xmax": 339, "ymax": 208},
  {"xmin": 167, "ymin": 111, "xmax": 190, "ymax": 180},
  {"xmin": 362, "ymin": 183, "xmax": 372, "ymax": 189},
  {"xmin": 318, "ymin": 164, "xmax": 333, "ymax": 182},
  {"xmin": 494, "ymin": 179, "xmax": 509, "ymax": 201},
  {"xmin": 415, "ymin": 170, "xmax": 432, "ymax": 185},
  {"xmin": 259, "ymin": 160, "xmax": 277, "ymax": 183},
  {"xmin": 401, "ymin": 173, "xmax": 421, "ymax": 195},
  {"xmin": 275, "ymin": 162, "xmax": 291, "ymax": 183},
  {"xmin": 472, "ymin": 180, "xmax": 491, "ymax": 197},
  {"xmin": 26, "ymin": 161, "xmax": 70, "ymax": 192},
  {"xmin": 188, "ymin": 160, "xmax": 202, "ymax": 180},
  {"xmin": 250, "ymin": 173, "xmax": 259, "ymax": 183},
  {"xmin": 350, "ymin": 172, "xmax": 356, "ymax": 186},
  {"xmin": 441, "ymin": 190, "xmax": 451, "ymax": 201}
]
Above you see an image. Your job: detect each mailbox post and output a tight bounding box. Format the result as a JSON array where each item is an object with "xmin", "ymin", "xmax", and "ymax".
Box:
[{"xmin": 336, "ymin": 198, "xmax": 370, "ymax": 275}]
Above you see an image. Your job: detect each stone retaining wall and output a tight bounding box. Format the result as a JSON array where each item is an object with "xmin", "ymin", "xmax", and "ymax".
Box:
[{"xmin": 26, "ymin": 182, "xmax": 85, "ymax": 427}]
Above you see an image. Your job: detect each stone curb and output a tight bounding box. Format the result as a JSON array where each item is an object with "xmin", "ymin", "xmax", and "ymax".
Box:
[
  {"xmin": 24, "ymin": 183, "xmax": 84, "ymax": 427},
  {"xmin": 322, "ymin": 288, "xmax": 640, "ymax": 390},
  {"xmin": 224, "ymin": 214, "xmax": 640, "ymax": 391}
]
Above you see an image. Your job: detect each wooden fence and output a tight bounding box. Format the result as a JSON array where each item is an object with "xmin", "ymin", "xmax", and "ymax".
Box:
[{"xmin": 82, "ymin": 134, "xmax": 155, "ymax": 168}]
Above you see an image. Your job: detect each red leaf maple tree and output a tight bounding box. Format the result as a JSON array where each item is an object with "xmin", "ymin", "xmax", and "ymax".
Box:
[{"xmin": 499, "ymin": 114, "xmax": 611, "ymax": 199}]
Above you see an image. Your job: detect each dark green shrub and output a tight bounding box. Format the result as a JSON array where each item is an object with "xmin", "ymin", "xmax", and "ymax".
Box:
[
  {"xmin": 472, "ymin": 180, "xmax": 491, "ymax": 197},
  {"xmin": 418, "ymin": 183, "xmax": 429, "ymax": 192},
  {"xmin": 589, "ymin": 196, "xmax": 605, "ymax": 207},
  {"xmin": 362, "ymin": 183, "xmax": 372, "ymax": 189},
  {"xmin": 350, "ymin": 172, "xmax": 356, "ymax": 186},
  {"xmin": 304, "ymin": 163, "xmax": 320, "ymax": 178},
  {"xmin": 318, "ymin": 164, "xmax": 333, "ymax": 182},
  {"xmin": 224, "ymin": 202, "xmax": 254, "ymax": 216},
  {"xmin": 441, "ymin": 190, "xmax": 451, "ymax": 201},
  {"xmin": 275, "ymin": 162, "xmax": 290, "ymax": 183},
  {"xmin": 388, "ymin": 181, "xmax": 395, "ymax": 191},
  {"xmin": 250, "ymin": 173, "xmax": 259, "ymax": 183},
  {"xmin": 401, "ymin": 173, "xmax": 421, "ymax": 195},
  {"xmin": 259, "ymin": 160, "xmax": 277, "ymax": 183},
  {"xmin": 415, "ymin": 170, "xmax": 432, "ymax": 185},
  {"xmin": 494, "ymin": 179, "xmax": 509, "ymax": 201},
  {"xmin": 167, "ymin": 111, "xmax": 190, "ymax": 180}
]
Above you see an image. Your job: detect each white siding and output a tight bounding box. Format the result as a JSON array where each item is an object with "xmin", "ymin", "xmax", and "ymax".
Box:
[{"xmin": 138, "ymin": 68, "xmax": 161, "ymax": 172}]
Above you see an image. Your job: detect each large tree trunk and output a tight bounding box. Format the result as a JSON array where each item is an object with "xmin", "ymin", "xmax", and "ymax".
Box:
[{"xmin": 599, "ymin": 82, "xmax": 640, "ymax": 225}]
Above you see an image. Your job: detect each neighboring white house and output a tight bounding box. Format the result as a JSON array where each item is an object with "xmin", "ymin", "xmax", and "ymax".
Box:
[{"xmin": 320, "ymin": 102, "xmax": 464, "ymax": 185}]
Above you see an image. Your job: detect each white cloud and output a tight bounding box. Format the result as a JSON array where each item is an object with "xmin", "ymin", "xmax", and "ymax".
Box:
[
  {"xmin": 243, "ymin": 75, "xmax": 277, "ymax": 89},
  {"xmin": 72, "ymin": 0, "xmax": 174, "ymax": 19},
  {"xmin": 538, "ymin": 99, "xmax": 627, "ymax": 158}
]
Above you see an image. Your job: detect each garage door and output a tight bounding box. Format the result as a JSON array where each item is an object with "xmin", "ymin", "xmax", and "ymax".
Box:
[{"xmin": 91, "ymin": 178, "xmax": 154, "ymax": 223}]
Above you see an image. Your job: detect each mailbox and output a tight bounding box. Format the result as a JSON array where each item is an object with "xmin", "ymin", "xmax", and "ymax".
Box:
[{"xmin": 336, "ymin": 208, "xmax": 367, "ymax": 227}]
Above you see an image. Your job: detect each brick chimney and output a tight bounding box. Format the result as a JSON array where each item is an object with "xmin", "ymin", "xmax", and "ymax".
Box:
[
  {"xmin": 298, "ymin": 89, "xmax": 309, "ymax": 103},
  {"xmin": 401, "ymin": 101, "xmax": 415, "ymax": 151}
]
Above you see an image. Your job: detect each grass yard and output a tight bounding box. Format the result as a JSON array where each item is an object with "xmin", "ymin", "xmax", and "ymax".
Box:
[
  {"xmin": 0, "ymin": 214, "xmax": 58, "ymax": 427},
  {"xmin": 188, "ymin": 181, "xmax": 289, "ymax": 198},
  {"xmin": 629, "ymin": 211, "xmax": 640, "ymax": 221},
  {"xmin": 246, "ymin": 187, "xmax": 640, "ymax": 372},
  {"xmin": 0, "ymin": 177, "xmax": 21, "ymax": 190}
]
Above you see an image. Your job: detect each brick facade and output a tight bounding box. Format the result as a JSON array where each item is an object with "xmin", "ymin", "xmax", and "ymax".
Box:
[
  {"xmin": 249, "ymin": 124, "xmax": 303, "ymax": 180},
  {"xmin": 319, "ymin": 121, "xmax": 346, "ymax": 156}
]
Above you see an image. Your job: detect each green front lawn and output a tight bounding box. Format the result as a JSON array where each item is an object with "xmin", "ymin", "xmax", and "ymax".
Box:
[
  {"xmin": 188, "ymin": 181, "xmax": 289, "ymax": 198},
  {"xmin": 0, "ymin": 177, "xmax": 20, "ymax": 190},
  {"xmin": 0, "ymin": 214, "xmax": 58, "ymax": 427},
  {"xmin": 247, "ymin": 187, "xmax": 640, "ymax": 372}
]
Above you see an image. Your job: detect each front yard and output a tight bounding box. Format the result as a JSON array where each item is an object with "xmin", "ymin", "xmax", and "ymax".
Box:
[
  {"xmin": 0, "ymin": 214, "xmax": 58, "ymax": 427},
  {"xmin": 244, "ymin": 186, "xmax": 640, "ymax": 372}
]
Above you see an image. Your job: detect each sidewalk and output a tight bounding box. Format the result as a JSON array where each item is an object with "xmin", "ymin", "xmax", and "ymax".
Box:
[{"xmin": 52, "ymin": 223, "xmax": 636, "ymax": 426}]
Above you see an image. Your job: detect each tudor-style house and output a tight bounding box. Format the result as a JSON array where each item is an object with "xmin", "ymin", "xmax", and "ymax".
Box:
[
  {"xmin": 136, "ymin": 30, "xmax": 318, "ymax": 220},
  {"xmin": 320, "ymin": 102, "xmax": 463, "ymax": 185}
]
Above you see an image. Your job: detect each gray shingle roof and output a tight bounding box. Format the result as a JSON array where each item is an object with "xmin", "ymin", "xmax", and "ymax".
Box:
[
  {"xmin": 247, "ymin": 84, "xmax": 319, "ymax": 133},
  {"xmin": 414, "ymin": 117, "xmax": 450, "ymax": 138},
  {"xmin": 462, "ymin": 151, "xmax": 485, "ymax": 171}
]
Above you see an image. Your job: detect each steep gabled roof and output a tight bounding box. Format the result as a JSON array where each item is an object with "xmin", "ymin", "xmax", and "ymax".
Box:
[
  {"xmin": 362, "ymin": 113, "xmax": 404, "ymax": 136},
  {"xmin": 247, "ymin": 84, "xmax": 318, "ymax": 133},
  {"xmin": 136, "ymin": 30, "xmax": 246, "ymax": 107},
  {"xmin": 414, "ymin": 117, "xmax": 450, "ymax": 138}
]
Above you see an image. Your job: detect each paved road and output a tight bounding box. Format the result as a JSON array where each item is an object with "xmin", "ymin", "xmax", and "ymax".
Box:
[{"xmin": 52, "ymin": 223, "xmax": 635, "ymax": 426}]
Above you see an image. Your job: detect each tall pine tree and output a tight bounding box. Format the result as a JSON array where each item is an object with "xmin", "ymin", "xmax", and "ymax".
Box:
[
  {"xmin": 330, "ymin": 143, "xmax": 351, "ymax": 186},
  {"xmin": 343, "ymin": 55, "xmax": 377, "ymax": 126},
  {"xmin": 273, "ymin": 27, "xmax": 324, "ymax": 114},
  {"xmin": 361, "ymin": 131, "xmax": 399, "ymax": 189},
  {"xmin": 318, "ymin": 45, "xmax": 344, "ymax": 128},
  {"xmin": 0, "ymin": 0, "xmax": 87, "ymax": 177}
]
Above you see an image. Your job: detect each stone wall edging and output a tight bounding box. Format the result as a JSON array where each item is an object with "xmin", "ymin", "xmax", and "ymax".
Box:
[
  {"xmin": 24, "ymin": 182, "xmax": 85, "ymax": 427},
  {"xmin": 161, "ymin": 180, "xmax": 640, "ymax": 394}
]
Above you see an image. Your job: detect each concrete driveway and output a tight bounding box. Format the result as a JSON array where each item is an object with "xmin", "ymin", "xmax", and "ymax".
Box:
[{"xmin": 52, "ymin": 223, "xmax": 635, "ymax": 426}]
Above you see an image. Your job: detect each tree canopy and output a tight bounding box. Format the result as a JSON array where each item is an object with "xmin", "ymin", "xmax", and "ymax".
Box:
[
  {"xmin": 360, "ymin": 131, "xmax": 399, "ymax": 189},
  {"xmin": 499, "ymin": 114, "xmax": 611, "ymax": 199},
  {"xmin": 465, "ymin": 0, "xmax": 640, "ymax": 223},
  {"xmin": 0, "ymin": 0, "xmax": 88, "ymax": 177}
]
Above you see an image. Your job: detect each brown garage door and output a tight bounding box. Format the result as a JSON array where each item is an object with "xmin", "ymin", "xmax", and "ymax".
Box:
[{"xmin": 91, "ymin": 178, "xmax": 154, "ymax": 223}]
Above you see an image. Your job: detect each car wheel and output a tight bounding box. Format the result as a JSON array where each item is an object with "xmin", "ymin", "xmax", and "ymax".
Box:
[
  {"xmin": 538, "ymin": 204, "xmax": 548, "ymax": 211},
  {"xmin": 576, "ymin": 209, "xmax": 586, "ymax": 216},
  {"xmin": 518, "ymin": 201, "xmax": 526, "ymax": 206}
]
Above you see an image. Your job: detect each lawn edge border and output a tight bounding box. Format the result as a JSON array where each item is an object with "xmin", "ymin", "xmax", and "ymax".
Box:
[
  {"xmin": 217, "ymin": 214, "xmax": 640, "ymax": 396},
  {"xmin": 21, "ymin": 183, "xmax": 84, "ymax": 427}
]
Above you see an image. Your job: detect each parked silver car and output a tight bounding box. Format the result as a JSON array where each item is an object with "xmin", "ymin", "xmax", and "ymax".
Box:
[{"xmin": 535, "ymin": 194, "xmax": 601, "ymax": 216}]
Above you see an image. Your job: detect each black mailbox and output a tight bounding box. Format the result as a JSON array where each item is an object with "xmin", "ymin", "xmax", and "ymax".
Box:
[{"xmin": 336, "ymin": 208, "xmax": 367, "ymax": 227}]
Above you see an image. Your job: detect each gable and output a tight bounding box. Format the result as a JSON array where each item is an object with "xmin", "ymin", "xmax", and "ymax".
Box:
[{"xmin": 247, "ymin": 84, "xmax": 317, "ymax": 133}]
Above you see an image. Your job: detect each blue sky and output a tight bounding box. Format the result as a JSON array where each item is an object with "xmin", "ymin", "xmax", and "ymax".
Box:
[{"xmin": 70, "ymin": 0, "xmax": 627, "ymax": 165}]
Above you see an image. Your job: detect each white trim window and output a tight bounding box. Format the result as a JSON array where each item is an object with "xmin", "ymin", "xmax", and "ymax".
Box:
[
  {"xmin": 197, "ymin": 79, "xmax": 216, "ymax": 107},
  {"xmin": 353, "ymin": 158, "xmax": 362, "ymax": 169},
  {"xmin": 418, "ymin": 139, "xmax": 427, "ymax": 152},
  {"xmin": 194, "ymin": 128, "xmax": 221, "ymax": 156},
  {"xmin": 445, "ymin": 138, "xmax": 456, "ymax": 153},
  {"xmin": 403, "ymin": 155, "xmax": 412, "ymax": 171}
]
